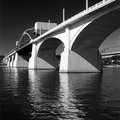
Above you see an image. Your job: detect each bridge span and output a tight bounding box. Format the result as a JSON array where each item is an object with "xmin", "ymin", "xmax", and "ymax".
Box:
[{"xmin": 2, "ymin": 0, "xmax": 120, "ymax": 72}]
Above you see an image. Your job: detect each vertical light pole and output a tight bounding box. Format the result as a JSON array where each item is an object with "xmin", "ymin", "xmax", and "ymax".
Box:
[
  {"xmin": 63, "ymin": 8, "xmax": 65, "ymax": 22},
  {"xmin": 48, "ymin": 19, "xmax": 50, "ymax": 30},
  {"xmin": 86, "ymin": 0, "xmax": 88, "ymax": 9}
]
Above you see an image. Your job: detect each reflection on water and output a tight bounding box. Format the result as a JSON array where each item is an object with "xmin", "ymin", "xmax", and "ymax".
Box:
[
  {"xmin": 59, "ymin": 73, "xmax": 103, "ymax": 120},
  {"xmin": 28, "ymin": 70, "xmax": 60, "ymax": 120},
  {"xmin": 0, "ymin": 67, "xmax": 120, "ymax": 120}
]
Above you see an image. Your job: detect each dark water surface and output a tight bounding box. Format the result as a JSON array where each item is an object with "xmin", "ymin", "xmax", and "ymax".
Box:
[{"xmin": 0, "ymin": 67, "xmax": 120, "ymax": 120}]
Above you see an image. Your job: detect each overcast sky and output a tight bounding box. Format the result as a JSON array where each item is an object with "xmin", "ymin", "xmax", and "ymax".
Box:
[{"xmin": 0, "ymin": 0, "xmax": 117, "ymax": 55}]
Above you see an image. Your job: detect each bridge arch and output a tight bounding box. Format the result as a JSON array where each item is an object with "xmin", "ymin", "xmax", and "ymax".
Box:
[
  {"xmin": 17, "ymin": 28, "xmax": 38, "ymax": 49},
  {"xmin": 17, "ymin": 34, "xmax": 32, "ymax": 49},
  {"xmin": 16, "ymin": 28, "xmax": 38, "ymax": 68},
  {"xmin": 71, "ymin": 7, "xmax": 120, "ymax": 71},
  {"xmin": 37, "ymin": 37, "xmax": 64, "ymax": 69}
]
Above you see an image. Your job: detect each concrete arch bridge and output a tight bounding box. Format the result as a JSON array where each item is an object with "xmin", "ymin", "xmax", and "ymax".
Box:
[{"xmin": 3, "ymin": 0, "xmax": 120, "ymax": 72}]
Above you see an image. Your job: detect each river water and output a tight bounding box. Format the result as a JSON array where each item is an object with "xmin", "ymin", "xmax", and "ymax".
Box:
[{"xmin": 0, "ymin": 66, "xmax": 120, "ymax": 120}]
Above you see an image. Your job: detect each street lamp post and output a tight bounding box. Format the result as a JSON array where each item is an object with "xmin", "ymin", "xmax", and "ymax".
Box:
[
  {"xmin": 63, "ymin": 8, "xmax": 65, "ymax": 22},
  {"xmin": 86, "ymin": 0, "xmax": 88, "ymax": 9}
]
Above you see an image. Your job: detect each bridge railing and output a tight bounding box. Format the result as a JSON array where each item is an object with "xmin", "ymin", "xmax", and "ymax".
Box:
[
  {"xmin": 32, "ymin": 0, "xmax": 116, "ymax": 44},
  {"xmin": 3, "ymin": 48, "xmax": 15, "ymax": 60},
  {"xmin": 100, "ymin": 45, "xmax": 120, "ymax": 55},
  {"xmin": 64, "ymin": 0, "xmax": 115, "ymax": 24},
  {"xmin": 18, "ymin": 35, "xmax": 31, "ymax": 49}
]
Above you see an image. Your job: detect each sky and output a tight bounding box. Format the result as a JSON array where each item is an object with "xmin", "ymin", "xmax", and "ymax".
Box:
[{"xmin": 0, "ymin": 0, "xmax": 119, "ymax": 55}]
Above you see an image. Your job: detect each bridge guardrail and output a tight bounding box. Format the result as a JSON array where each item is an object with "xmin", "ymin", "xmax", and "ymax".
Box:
[
  {"xmin": 32, "ymin": 0, "xmax": 116, "ymax": 44},
  {"xmin": 65, "ymin": 0, "xmax": 115, "ymax": 24},
  {"xmin": 100, "ymin": 45, "xmax": 120, "ymax": 55},
  {"xmin": 3, "ymin": 48, "xmax": 15, "ymax": 60}
]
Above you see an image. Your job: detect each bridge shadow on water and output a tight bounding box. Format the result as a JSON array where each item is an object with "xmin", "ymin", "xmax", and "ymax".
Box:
[{"xmin": 1, "ymin": 67, "xmax": 120, "ymax": 120}]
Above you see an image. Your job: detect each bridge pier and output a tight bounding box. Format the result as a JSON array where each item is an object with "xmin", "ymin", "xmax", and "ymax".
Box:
[
  {"xmin": 10, "ymin": 55, "xmax": 14, "ymax": 67},
  {"xmin": 13, "ymin": 52, "xmax": 29, "ymax": 68},
  {"xmin": 36, "ymin": 50, "xmax": 58, "ymax": 69},
  {"xmin": 29, "ymin": 39, "xmax": 60, "ymax": 70},
  {"xmin": 60, "ymin": 49, "xmax": 102, "ymax": 73},
  {"xmin": 29, "ymin": 43, "xmax": 37, "ymax": 69},
  {"xmin": 13, "ymin": 52, "xmax": 18, "ymax": 67},
  {"xmin": 7, "ymin": 58, "xmax": 10, "ymax": 67},
  {"xmin": 4, "ymin": 59, "xmax": 7, "ymax": 65}
]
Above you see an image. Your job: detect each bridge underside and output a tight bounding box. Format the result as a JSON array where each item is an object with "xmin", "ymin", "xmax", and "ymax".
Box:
[
  {"xmin": 70, "ymin": 8, "xmax": 120, "ymax": 72},
  {"xmin": 13, "ymin": 44, "xmax": 32, "ymax": 68},
  {"xmin": 37, "ymin": 38, "xmax": 63, "ymax": 69}
]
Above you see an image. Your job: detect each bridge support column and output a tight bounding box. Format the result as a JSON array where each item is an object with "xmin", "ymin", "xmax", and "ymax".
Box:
[
  {"xmin": 60, "ymin": 26, "xmax": 71, "ymax": 72},
  {"xmin": 5, "ymin": 59, "xmax": 7, "ymax": 65},
  {"xmin": 10, "ymin": 55, "xmax": 14, "ymax": 67},
  {"xmin": 60, "ymin": 50, "xmax": 102, "ymax": 72},
  {"xmin": 13, "ymin": 52, "xmax": 28, "ymax": 68},
  {"xmin": 13, "ymin": 53, "xmax": 18, "ymax": 67},
  {"xmin": 59, "ymin": 49, "xmax": 70, "ymax": 72},
  {"xmin": 29, "ymin": 43, "xmax": 37, "ymax": 69},
  {"xmin": 60, "ymin": 26, "xmax": 102, "ymax": 72},
  {"xmin": 7, "ymin": 58, "xmax": 10, "ymax": 67}
]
